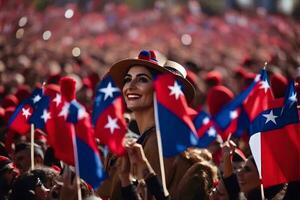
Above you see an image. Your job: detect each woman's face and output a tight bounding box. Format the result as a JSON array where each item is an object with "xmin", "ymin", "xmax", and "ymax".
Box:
[
  {"xmin": 237, "ymin": 158, "xmax": 260, "ymax": 193},
  {"xmin": 122, "ymin": 65, "xmax": 154, "ymax": 112}
]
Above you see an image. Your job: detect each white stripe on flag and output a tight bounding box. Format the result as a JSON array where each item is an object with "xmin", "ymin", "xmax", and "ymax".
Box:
[{"xmin": 249, "ymin": 132, "xmax": 262, "ymax": 179}]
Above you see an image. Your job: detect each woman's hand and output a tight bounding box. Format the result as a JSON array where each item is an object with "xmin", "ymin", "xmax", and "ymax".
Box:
[
  {"xmin": 126, "ymin": 142, "xmax": 155, "ymax": 180},
  {"xmin": 221, "ymin": 140, "xmax": 236, "ymax": 178}
]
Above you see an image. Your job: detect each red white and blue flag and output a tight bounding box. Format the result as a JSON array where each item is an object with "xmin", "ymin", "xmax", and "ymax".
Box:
[
  {"xmin": 213, "ymin": 68, "xmax": 273, "ymax": 139},
  {"xmin": 8, "ymin": 88, "xmax": 43, "ymax": 134},
  {"xmin": 68, "ymin": 100, "xmax": 106, "ymax": 189},
  {"xmin": 193, "ymin": 111, "xmax": 217, "ymax": 148},
  {"xmin": 92, "ymin": 75, "xmax": 127, "ymax": 156},
  {"xmin": 154, "ymin": 73, "xmax": 198, "ymax": 157},
  {"xmin": 249, "ymin": 81, "xmax": 300, "ymax": 188}
]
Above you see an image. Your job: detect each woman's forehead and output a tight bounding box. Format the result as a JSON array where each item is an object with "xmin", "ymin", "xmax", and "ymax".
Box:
[{"xmin": 126, "ymin": 65, "xmax": 151, "ymax": 75}]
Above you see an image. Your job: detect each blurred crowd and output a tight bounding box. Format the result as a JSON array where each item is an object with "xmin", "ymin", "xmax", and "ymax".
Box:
[{"xmin": 0, "ymin": 0, "xmax": 300, "ymax": 200}]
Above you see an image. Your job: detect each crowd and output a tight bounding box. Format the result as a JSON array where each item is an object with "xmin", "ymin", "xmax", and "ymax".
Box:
[{"xmin": 0, "ymin": 1, "xmax": 300, "ymax": 200}]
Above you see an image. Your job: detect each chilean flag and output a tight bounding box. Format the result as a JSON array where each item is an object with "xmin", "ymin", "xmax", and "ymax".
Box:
[
  {"xmin": 243, "ymin": 68, "xmax": 273, "ymax": 122},
  {"xmin": 92, "ymin": 75, "xmax": 127, "ymax": 156},
  {"xmin": 249, "ymin": 81, "xmax": 300, "ymax": 188},
  {"xmin": 68, "ymin": 100, "xmax": 106, "ymax": 188},
  {"xmin": 8, "ymin": 88, "xmax": 43, "ymax": 134},
  {"xmin": 43, "ymin": 81, "xmax": 76, "ymax": 165},
  {"xmin": 154, "ymin": 73, "xmax": 198, "ymax": 157},
  {"xmin": 193, "ymin": 111, "xmax": 217, "ymax": 148},
  {"xmin": 213, "ymin": 68, "xmax": 273, "ymax": 139}
]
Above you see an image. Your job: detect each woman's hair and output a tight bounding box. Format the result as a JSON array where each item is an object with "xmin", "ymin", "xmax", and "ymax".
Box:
[
  {"xmin": 31, "ymin": 167, "xmax": 59, "ymax": 188},
  {"xmin": 177, "ymin": 161, "xmax": 218, "ymax": 200},
  {"xmin": 9, "ymin": 172, "xmax": 42, "ymax": 200}
]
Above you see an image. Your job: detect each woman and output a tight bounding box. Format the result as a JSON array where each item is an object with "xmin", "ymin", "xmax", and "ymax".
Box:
[
  {"xmin": 237, "ymin": 156, "xmax": 293, "ymax": 200},
  {"xmin": 98, "ymin": 50, "xmax": 214, "ymax": 200}
]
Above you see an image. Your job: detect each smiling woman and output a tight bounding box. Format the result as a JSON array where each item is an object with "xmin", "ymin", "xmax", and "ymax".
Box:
[{"xmin": 95, "ymin": 50, "xmax": 218, "ymax": 200}]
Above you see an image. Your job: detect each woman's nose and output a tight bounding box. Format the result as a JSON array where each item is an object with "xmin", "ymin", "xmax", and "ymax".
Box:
[{"xmin": 127, "ymin": 78, "xmax": 138, "ymax": 89}]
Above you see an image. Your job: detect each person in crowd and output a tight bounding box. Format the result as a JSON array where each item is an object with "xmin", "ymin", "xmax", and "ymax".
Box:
[
  {"xmin": 97, "ymin": 50, "xmax": 217, "ymax": 199},
  {"xmin": 0, "ymin": 156, "xmax": 18, "ymax": 200},
  {"xmin": 49, "ymin": 166, "xmax": 95, "ymax": 200},
  {"xmin": 9, "ymin": 171, "xmax": 49, "ymax": 200},
  {"xmin": 13, "ymin": 143, "xmax": 44, "ymax": 174}
]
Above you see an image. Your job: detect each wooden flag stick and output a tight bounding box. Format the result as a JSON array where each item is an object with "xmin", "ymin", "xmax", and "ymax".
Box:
[
  {"xmin": 259, "ymin": 176, "xmax": 265, "ymax": 200},
  {"xmin": 30, "ymin": 124, "xmax": 35, "ymax": 170},
  {"xmin": 71, "ymin": 130, "xmax": 82, "ymax": 200},
  {"xmin": 153, "ymin": 93, "xmax": 169, "ymax": 197},
  {"xmin": 263, "ymin": 62, "xmax": 268, "ymax": 70}
]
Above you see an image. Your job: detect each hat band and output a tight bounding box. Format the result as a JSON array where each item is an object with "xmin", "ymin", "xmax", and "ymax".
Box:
[{"xmin": 164, "ymin": 66, "xmax": 184, "ymax": 78}]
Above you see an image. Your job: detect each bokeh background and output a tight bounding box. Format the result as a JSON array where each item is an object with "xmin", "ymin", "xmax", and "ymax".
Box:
[{"xmin": 1, "ymin": 0, "xmax": 300, "ymax": 109}]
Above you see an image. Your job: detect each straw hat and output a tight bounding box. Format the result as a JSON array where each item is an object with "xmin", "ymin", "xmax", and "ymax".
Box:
[{"xmin": 109, "ymin": 50, "xmax": 195, "ymax": 103}]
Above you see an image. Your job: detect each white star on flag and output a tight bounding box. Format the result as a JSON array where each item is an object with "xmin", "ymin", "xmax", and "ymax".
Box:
[
  {"xmin": 41, "ymin": 109, "xmax": 51, "ymax": 123},
  {"xmin": 207, "ymin": 127, "xmax": 216, "ymax": 137},
  {"xmin": 168, "ymin": 81, "xmax": 183, "ymax": 100},
  {"xmin": 262, "ymin": 110, "xmax": 278, "ymax": 125},
  {"xmin": 259, "ymin": 79, "xmax": 270, "ymax": 93},
  {"xmin": 99, "ymin": 82, "xmax": 119, "ymax": 101},
  {"xmin": 230, "ymin": 110, "xmax": 238, "ymax": 119},
  {"xmin": 104, "ymin": 115, "xmax": 120, "ymax": 134},
  {"xmin": 53, "ymin": 94, "xmax": 62, "ymax": 107},
  {"xmin": 32, "ymin": 95, "xmax": 41, "ymax": 104},
  {"xmin": 22, "ymin": 108, "xmax": 31, "ymax": 119},
  {"xmin": 58, "ymin": 103, "xmax": 70, "ymax": 119},
  {"xmin": 288, "ymin": 92, "xmax": 297, "ymax": 105},
  {"xmin": 202, "ymin": 117, "xmax": 210, "ymax": 125}
]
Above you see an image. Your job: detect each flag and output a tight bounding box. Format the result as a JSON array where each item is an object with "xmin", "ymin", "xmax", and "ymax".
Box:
[
  {"xmin": 249, "ymin": 81, "xmax": 300, "ymax": 188},
  {"xmin": 8, "ymin": 88, "xmax": 43, "ymax": 134},
  {"xmin": 154, "ymin": 73, "xmax": 198, "ymax": 157},
  {"xmin": 213, "ymin": 68, "xmax": 273, "ymax": 139},
  {"xmin": 92, "ymin": 75, "xmax": 127, "ymax": 156},
  {"xmin": 42, "ymin": 81, "xmax": 76, "ymax": 165},
  {"xmin": 193, "ymin": 111, "xmax": 217, "ymax": 148},
  {"xmin": 243, "ymin": 68, "xmax": 273, "ymax": 122},
  {"xmin": 68, "ymin": 100, "xmax": 106, "ymax": 188}
]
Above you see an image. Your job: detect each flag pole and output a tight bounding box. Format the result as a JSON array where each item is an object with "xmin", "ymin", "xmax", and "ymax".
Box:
[
  {"xmin": 263, "ymin": 62, "xmax": 268, "ymax": 70},
  {"xmin": 153, "ymin": 93, "xmax": 169, "ymax": 197},
  {"xmin": 30, "ymin": 124, "xmax": 35, "ymax": 170},
  {"xmin": 71, "ymin": 129, "xmax": 82, "ymax": 200},
  {"xmin": 259, "ymin": 176, "xmax": 265, "ymax": 200}
]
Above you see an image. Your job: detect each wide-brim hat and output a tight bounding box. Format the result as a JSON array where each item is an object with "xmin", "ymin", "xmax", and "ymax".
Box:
[{"xmin": 109, "ymin": 50, "xmax": 195, "ymax": 103}]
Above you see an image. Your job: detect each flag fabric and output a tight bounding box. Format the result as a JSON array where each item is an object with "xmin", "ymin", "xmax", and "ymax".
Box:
[
  {"xmin": 92, "ymin": 75, "xmax": 127, "ymax": 156},
  {"xmin": 68, "ymin": 100, "xmax": 106, "ymax": 188},
  {"xmin": 193, "ymin": 111, "xmax": 217, "ymax": 148},
  {"xmin": 243, "ymin": 69, "xmax": 273, "ymax": 122},
  {"xmin": 39, "ymin": 83, "xmax": 75, "ymax": 165},
  {"xmin": 154, "ymin": 73, "xmax": 198, "ymax": 157},
  {"xmin": 8, "ymin": 88, "xmax": 43, "ymax": 134},
  {"xmin": 29, "ymin": 95, "xmax": 51, "ymax": 130},
  {"xmin": 213, "ymin": 68, "xmax": 273, "ymax": 139},
  {"xmin": 249, "ymin": 81, "xmax": 300, "ymax": 188}
]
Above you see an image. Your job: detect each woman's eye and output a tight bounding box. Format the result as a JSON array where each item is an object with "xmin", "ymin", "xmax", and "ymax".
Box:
[
  {"xmin": 138, "ymin": 77, "xmax": 149, "ymax": 83},
  {"xmin": 123, "ymin": 77, "xmax": 131, "ymax": 84}
]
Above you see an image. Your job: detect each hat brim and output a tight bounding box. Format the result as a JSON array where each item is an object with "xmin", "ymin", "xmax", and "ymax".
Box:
[{"xmin": 109, "ymin": 58, "xmax": 195, "ymax": 104}]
